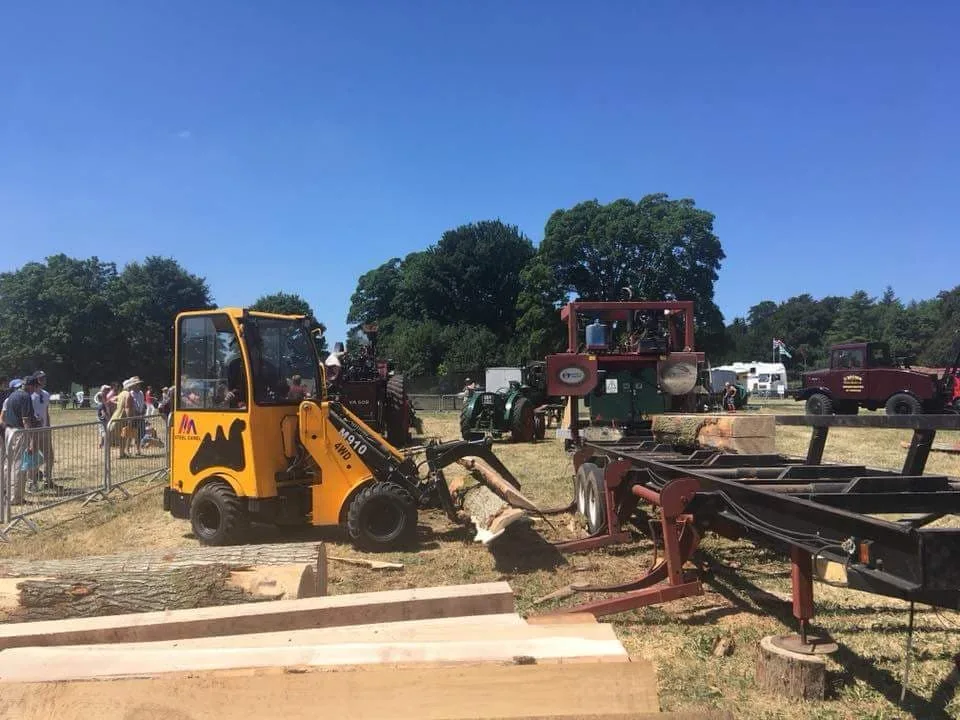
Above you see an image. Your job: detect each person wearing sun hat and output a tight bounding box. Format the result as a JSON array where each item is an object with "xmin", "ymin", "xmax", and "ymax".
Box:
[{"xmin": 109, "ymin": 377, "xmax": 140, "ymax": 458}]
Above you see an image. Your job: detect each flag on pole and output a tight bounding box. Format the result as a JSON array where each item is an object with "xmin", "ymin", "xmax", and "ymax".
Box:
[{"xmin": 773, "ymin": 338, "xmax": 793, "ymax": 359}]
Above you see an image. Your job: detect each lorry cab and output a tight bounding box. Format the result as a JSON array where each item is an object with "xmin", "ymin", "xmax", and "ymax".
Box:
[{"xmin": 798, "ymin": 341, "xmax": 943, "ymax": 415}]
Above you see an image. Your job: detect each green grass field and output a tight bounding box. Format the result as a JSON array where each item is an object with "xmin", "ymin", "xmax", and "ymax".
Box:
[{"xmin": 1, "ymin": 408, "xmax": 958, "ymax": 718}]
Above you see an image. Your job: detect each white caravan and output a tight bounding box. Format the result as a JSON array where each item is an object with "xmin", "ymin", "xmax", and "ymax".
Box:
[{"xmin": 713, "ymin": 362, "xmax": 787, "ymax": 396}]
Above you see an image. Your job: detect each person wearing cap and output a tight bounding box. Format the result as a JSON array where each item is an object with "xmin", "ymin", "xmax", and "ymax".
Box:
[
  {"xmin": 30, "ymin": 370, "xmax": 53, "ymax": 485},
  {"xmin": 93, "ymin": 384, "xmax": 112, "ymax": 449},
  {"xmin": 4, "ymin": 376, "xmax": 41, "ymax": 505},
  {"xmin": 461, "ymin": 378, "xmax": 480, "ymax": 399}
]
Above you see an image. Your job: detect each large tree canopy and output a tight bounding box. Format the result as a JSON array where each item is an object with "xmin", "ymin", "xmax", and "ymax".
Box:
[
  {"xmin": 345, "ymin": 221, "xmax": 534, "ymax": 375},
  {"xmin": 517, "ymin": 194, "xmax": 727, "ymax": 356}
]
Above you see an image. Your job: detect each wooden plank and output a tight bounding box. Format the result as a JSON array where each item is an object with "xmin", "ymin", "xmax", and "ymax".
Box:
[
  {"xmin": 0, "ymin": 634, "xmax": 629, "ymax": 683},
  {"xmin": 526, "ymin": 613, "xmax": 599, "ymax": 625},
  {"xmin": 21, "ymin": 615, "xmax": 613, "ymax": 652},
  {"xmin": 0, "ymin": 581, "xmax": 514, "ymax": 650},
  {"xmin": 0, "ymin": 661, "xmax": 659, "ymax": 719}
]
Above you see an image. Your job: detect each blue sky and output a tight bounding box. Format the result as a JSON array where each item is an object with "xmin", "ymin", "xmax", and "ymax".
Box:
[{"xmin": 2, "ymin": 1, "xmax": 956, "ymax": 345}]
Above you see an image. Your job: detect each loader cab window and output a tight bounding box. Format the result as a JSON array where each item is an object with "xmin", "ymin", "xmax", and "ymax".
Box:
[
  {"xmin": 245, "ymin": 317, "xmax": 319, "ymax": 405},
  {"xmin": 177, "ymin": 314, "xmax": 245, "ymax": 411},
  {"xmin": 868, "ymin": 344, "xmax": 892, "ymax": 367}
]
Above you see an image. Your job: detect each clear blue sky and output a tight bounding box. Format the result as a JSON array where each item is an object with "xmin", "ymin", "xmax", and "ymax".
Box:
[{"xmin": 2, "ymin": 1, "xmax": 956, "ymax": 344}]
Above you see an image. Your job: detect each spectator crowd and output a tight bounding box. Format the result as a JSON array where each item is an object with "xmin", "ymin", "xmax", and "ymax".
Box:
[{"xmin": 0, "ymin": 372, "xmax": 171, "ymax": 507}]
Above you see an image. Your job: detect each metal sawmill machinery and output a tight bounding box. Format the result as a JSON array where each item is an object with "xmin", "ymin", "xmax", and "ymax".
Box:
[
  {"xmin": 545, "ymin": 301, "xmax": 705, "ymax": 443},
  {"xmin": 538, "ymin": 412, "xmax": 960, "ymax": 692}
]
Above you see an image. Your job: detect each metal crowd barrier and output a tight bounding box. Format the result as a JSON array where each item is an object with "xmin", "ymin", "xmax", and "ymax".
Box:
[
  {"xmin": 408, "ymin": 394, "xmax": 464, "ymax": 412},
  {"xmin": 0, "ymin": 413, "xmax": 170, "ymax": 538}
]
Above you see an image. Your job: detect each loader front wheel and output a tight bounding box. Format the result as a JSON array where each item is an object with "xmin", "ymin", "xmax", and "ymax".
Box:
[
  {"xmin": 347, "ymin": 481, "xmax": 417, "ymax": 550},
  {"xmin": 190, "ymin": 481, "xmax": 248, "ymax": 546},
  {"xmin": 805, "ymin": 393, "xmax": 833, "ymax": 415}
]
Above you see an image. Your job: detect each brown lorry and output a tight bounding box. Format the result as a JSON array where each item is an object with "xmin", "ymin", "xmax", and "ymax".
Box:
[{"xmin": 795, "ymin": 340, "xmax": 960, "ymax": 415}]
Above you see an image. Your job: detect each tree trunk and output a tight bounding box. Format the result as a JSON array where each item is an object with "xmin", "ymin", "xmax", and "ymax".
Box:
[
  {"xmin": 0, "ymin": 563, "xmax": 323, "ymax": 623},
  {"xmin": 755, "ymin": 635, "xmax": 827, "ymax": 701},
  {"xmin": 0, "ymin": 541, "xmax": 325, "ymax": 578}
]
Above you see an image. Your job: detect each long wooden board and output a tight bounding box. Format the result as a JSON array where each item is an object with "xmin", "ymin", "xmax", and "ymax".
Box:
[
  {"xmin": 26, "ymin": 615, "xmax": 614, "ymax": 652},
  {"xmin": 0, "ymin": 581, "xmax": 514, "ymax": 650},
  {"xmin": 0, "ymin": 633, "xmax": 628, "ymax": 683},
  {"xmin": 0, "ymin": 662, "xmax": 658, "ymax": 719}
]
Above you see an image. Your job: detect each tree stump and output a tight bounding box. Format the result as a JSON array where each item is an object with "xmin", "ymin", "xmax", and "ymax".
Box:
[{"xmin": 755, "ymin": 635, "xmax": 827, "ymax": 701}]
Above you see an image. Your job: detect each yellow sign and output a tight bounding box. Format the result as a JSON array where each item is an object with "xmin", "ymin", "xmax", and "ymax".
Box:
[{"xmin": 842, "ymin": 374, "xmax": 864, "ymax": 393}]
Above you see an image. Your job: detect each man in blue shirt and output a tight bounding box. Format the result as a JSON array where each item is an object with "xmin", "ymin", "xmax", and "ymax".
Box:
[{"xmin": 3, "ymin": 375, "xmax": 40, "ymax": 505}]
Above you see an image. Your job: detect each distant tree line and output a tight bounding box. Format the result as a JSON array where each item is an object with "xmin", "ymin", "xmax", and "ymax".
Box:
[
  {"xmin": 722, "ymin": 287, "xmax": 960, "ymax": 374},
  {"xmin": 0, "ymin": 254, "xmax": 320, "ymax": 390}
]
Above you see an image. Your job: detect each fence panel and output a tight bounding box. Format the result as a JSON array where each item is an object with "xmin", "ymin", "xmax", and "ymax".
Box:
[
  {"xmin": 1, "ymin": 413, "xmax": 169, "ymax": 538},
  {"xmin": 409, "ymin": 394, "xmax": 464, "ymax": 412}
]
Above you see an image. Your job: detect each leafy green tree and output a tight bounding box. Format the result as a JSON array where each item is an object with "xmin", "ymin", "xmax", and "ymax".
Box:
[
  {"xmin": 521, "ymin": 194, "xmax": 726, "ymax": 353},
  {"xmin": 921, "ymin": 286, "xmax": 960, "ymax": 365},
  {"xmin": 251, "ymin": 291, "xmax": 313, "ymax": 318},
  {"xmin": 346, "ymin": 259, "xmax": 404, "ymax": 327},
  {"xmin": 0, "ymin": 255, "xmax": 123, "ymax": 388},
  {"xmin": 114, "ymin": 256, "xmax": 213, "ymax": 388},
  {"xmin": 826, "ymin": 290, "xmax": 880, "ymax": 346}
]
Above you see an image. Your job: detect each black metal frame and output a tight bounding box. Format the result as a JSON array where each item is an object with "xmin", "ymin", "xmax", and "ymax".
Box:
[{"xmin": 577, "ymin": 414, "xmax": 960, "ymax": 609}]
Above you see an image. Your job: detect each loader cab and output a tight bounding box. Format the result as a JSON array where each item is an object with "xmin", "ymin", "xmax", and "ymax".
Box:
[{"xmin": 170, "ymin": 308, "xmax": 324, "ymax": 514}]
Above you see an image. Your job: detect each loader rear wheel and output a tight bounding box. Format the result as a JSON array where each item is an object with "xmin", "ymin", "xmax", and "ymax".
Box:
[
  {"xmin": 805, "ymin": 393, "xmax": 833, "ymax": 415},
  {"xmin": 886, "ymin": 393, "xmax": 922, "ymax": 416},
  {"xmin": 510, "ymin": 397, "xmax": 535, "ymax": 443},
  {"xmin": 385, "ymin": 374, "xmax": 412, "ymax": 446},
  {"xmin": 190, "ymin": 481, "xmax": 248, "ymax": 546},
  {"xmin": 347, "ymin": 481, "xmax": 417, "ymax": 550}
]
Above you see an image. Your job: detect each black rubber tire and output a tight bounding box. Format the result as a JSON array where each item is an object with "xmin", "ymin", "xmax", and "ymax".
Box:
[
  {"xmin": 510, "ymin": 396, "xmax": 535, "ymax": 443},
  {"xmin": 385, "ymin": 374, "xmax": 411, "ymax": 446},
  {"xmin": 575, "ymin": 463, "xmax": 599, "ymax": 518},
  {"xmin": 347, "ymin": 481, "xmax": 417, "ymax": 550},
  {"xmin": 460, "ymin": 411, "xmax": 474, "ymax": 441},
  {"xmin": 189, "ymin": 481, "xmax": 249, "ymax": 546},
  {"xmin": 583, "ymin": 467, "xmax": 607, "ymax": 535},
  {"xmin": 885, "ymin": 393, "xmax": 923, "ymax": 416},
  {"xmin": 533, "ymin": 413, "xmax": 546, "ymax": 441},
  {"xmin": 805, "ymin": 393, "xmax": 834, "ymax": 415}
]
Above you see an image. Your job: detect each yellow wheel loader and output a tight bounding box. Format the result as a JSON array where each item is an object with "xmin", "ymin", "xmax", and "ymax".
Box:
[{"xmin": 164, "ymin": 308, "xmax": 538, "ymax": 549}]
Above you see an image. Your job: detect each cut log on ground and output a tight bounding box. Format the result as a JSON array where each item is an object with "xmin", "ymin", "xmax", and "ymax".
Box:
[
  {"xmin": 0, "ymin": 563, "xmax": 323, "ymax": 623},
  {"xmin": 0, "ymin": 662, "xmax": 661, "ymax": 720},
  {"xmin": 0, "ymin": 581, "xmax": 516, "ymax": 650},
  {"xmin": 755, "ymin": 635, "xmax": 827, "ymax": 701},
  {"xmin": 0, "ymin": 541, "xmax": 326, "ymax": 577}
]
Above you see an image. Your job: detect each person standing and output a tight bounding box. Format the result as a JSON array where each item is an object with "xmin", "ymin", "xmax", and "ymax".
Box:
[
  {"xmin": 4, "ymin": 376, "xmax": 41, "ymax": 505},
  {"xmin": 0, "ymin": 378, "xmax": 22, "ymax": 498},
  {"xmin": 30, "ymin": 370, "xmax": 53, "ymax": 486},
  {"xmin": 109, "ymin": 378, "xmax": 139, "ymax": 458}
]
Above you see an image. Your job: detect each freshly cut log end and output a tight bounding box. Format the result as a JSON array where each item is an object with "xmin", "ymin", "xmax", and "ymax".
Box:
[{"xmin": 755, "ymin": 635, "xmax": 827, "ymax": 701}]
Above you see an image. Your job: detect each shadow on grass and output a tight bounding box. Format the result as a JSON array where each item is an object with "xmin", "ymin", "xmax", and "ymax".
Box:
[
  {"xmin": 487, "ymin": 522, "xmax": 567, "ymax": 574},
  {"xmin": 699, "ymin": 549, "xmax": 954, "ymax": 719}
]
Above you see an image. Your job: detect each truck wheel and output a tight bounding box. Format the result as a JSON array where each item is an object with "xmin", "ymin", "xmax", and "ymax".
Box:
[
  {"xmin": 584, "ymin": 470, "xmax": 607, "ymax": 535},
  {"xmin": 347, "ymin": 481, "xmax": 417, "ymax": 550},
  {"xmin": 190, "ymin": 481, "xmax": 248, "ymax": 546},
  {"xmin": 885, "ymin": 393, "xmax": 922, "ymax": 415},
  {"xmin": 385, "ymin": 374, "xmax": 411, "ymax": 446},
  {"xmin": 510, "ymin": 397, "xmax": 535, "ymax": 442},
  {"xmin": 805, "ymin": 393, "xmax": 833, "ymax": 415}
]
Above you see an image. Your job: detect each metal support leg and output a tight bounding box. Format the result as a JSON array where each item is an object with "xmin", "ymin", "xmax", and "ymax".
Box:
[
  {"xmin": 805, "ymin": 426, "xmax": 829, "ymax": 465},
  {"xmin": 791, "ymin": 546, "xmax": 815, "ymax": 642},
  {"xmin": 902, "ymin": 428, "xmax": 936, "ymax": 476}
]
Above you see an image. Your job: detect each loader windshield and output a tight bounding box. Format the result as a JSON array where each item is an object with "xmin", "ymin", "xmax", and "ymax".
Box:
[{"xmin": 246, "ymin": 317, "xmax": 320, "ymax": 405}]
